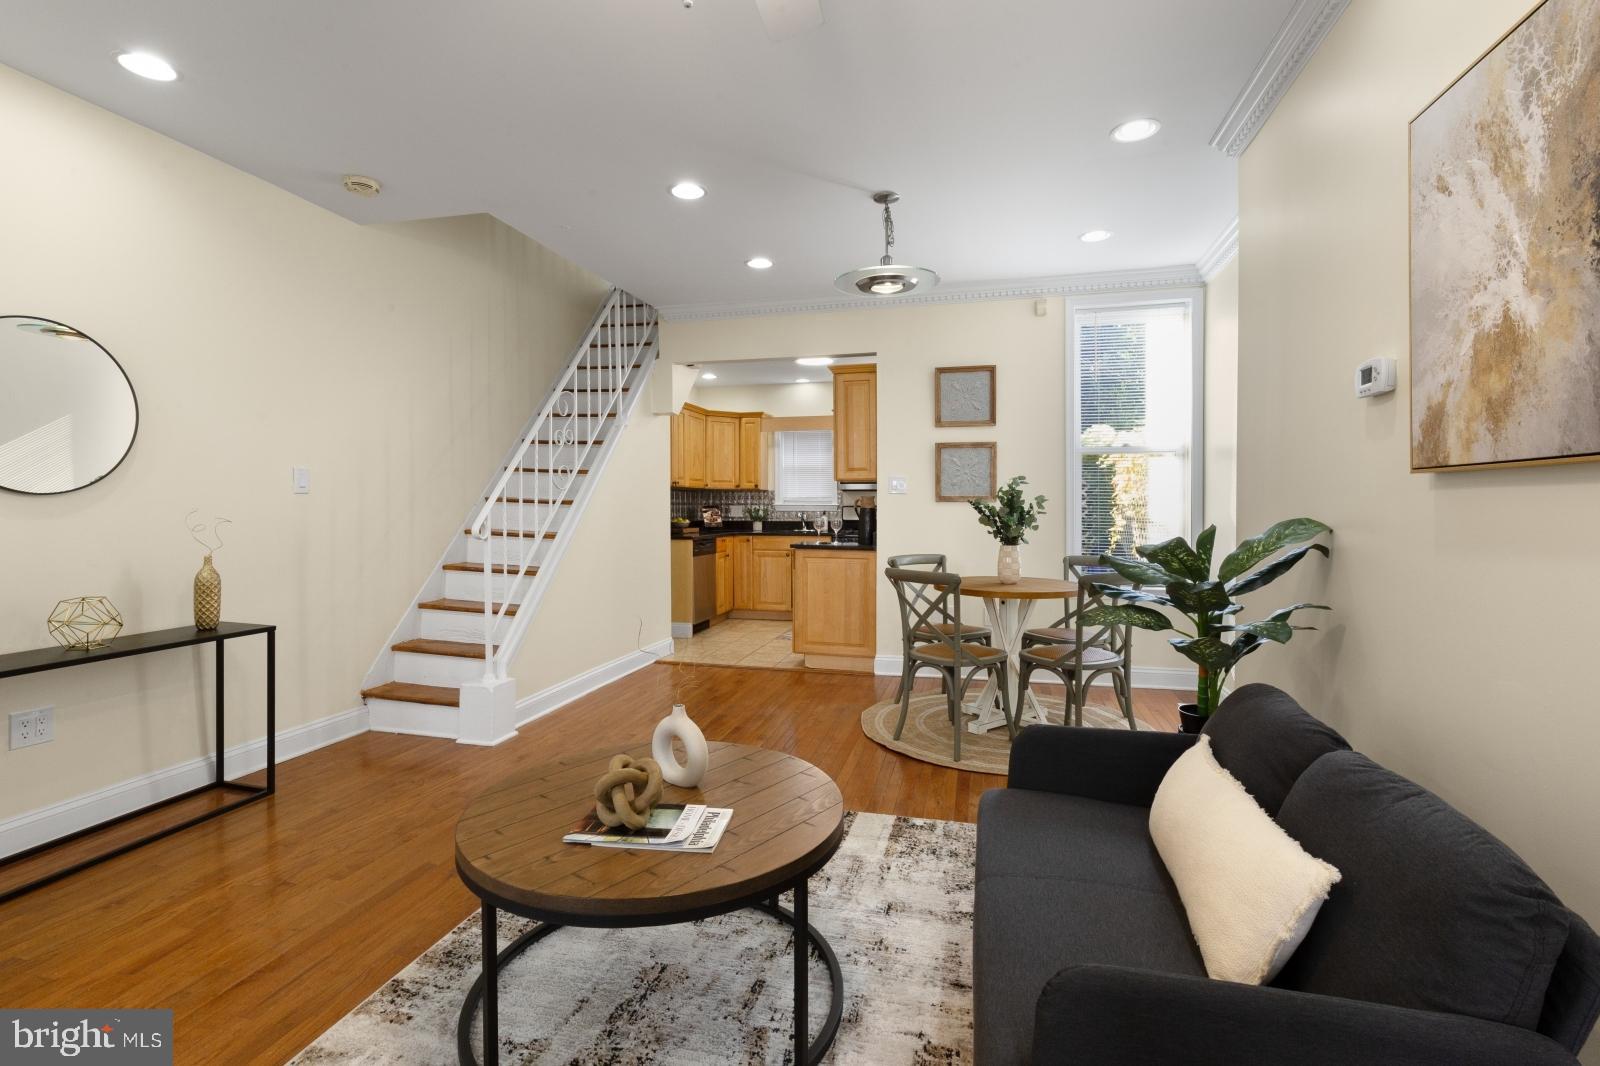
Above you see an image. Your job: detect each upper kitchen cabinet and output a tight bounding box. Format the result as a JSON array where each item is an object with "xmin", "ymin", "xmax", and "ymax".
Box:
[
  {"xmin": 678, "ymin": 404, "xmax": 708, "ymax": 487},
  {"xmin": 670, "ymin": 403, "xmax": 765, "ymax": 490},
  {"xmin": 738, "ymin": 416, "xmax": 763, "ymax": 489},
  {"xmin": 705, "ymin": 414, "xmax": 739, "ymax": 488},
  {"xmin": 831, "ymin": 365, "xmax": 876, "ymax": 483}
]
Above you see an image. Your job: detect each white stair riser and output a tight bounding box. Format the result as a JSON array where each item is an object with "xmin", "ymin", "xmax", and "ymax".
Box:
[
  {"xmin": 367, "ymin": 698, "xmax": 459, "ymax": 740},
  {"xmin": 490, "ymin": 502, "xmax": 571, "ymax": 530},
  {"xmin": 419, "ymin": 610, "xmax": 515, "ymax": 643},
  {"xmin": 494, "ymin": 471, "xmax": 587, "ymax": 500},
  {"xmin": 443, "ymin": 569, "xmax": 527, "ymax": 601},
  {"xmin": 393, "ymin": 650, "xmax": 484, "ymax": 686},
  {"xmin": 513, "ymin": 442, "xmax": 605, "ymax": 467},
  {"xmin": 466, "ymin": 536, "xmax": 555, "ymax": 567}
]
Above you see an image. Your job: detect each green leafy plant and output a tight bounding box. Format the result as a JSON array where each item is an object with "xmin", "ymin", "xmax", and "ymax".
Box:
[
  {"xmin": 970, "ymin": 475, "xmax": 1046, "ymax": 546},
  {"xmin": 746, "ymin": 503, "xmax": 769, "ymax": 522},
  {"xmin": 1080, "ymin": 518, "xmax": 1332, "ymax": 720}
]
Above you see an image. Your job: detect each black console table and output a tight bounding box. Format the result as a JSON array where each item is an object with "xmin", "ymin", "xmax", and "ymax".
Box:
[{"xmin": 0, "ymin": 622, "xmax": 275, "ymax": 904}]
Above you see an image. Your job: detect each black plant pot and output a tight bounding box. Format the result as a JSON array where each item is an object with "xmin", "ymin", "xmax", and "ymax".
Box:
[{"xmin": 1178, "ymin": 703, "xmax": 1206, "ymax": 735}]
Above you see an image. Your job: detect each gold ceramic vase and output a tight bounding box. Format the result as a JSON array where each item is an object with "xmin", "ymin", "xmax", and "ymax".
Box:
[{"xmin": 194, "ymin": 554, "xmax": 221, "ymax": 629}]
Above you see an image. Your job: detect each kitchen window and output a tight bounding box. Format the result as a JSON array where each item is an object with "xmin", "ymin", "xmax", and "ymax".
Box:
[
  {"xmin": 771, "ymin": 429, "xmax": 838, "ymax": 508},
  {"xmin": 1067, "ymin": 294, "xmax": 1203, "ymax": 560}
]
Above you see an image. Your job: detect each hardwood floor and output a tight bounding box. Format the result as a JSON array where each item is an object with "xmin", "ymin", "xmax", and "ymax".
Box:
[{"xmin": 0, "ymin": 664, "xmax": 1183, "ymax": 1065}]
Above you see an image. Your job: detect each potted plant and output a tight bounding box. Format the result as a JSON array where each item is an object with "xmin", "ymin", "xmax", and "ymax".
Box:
[
  {"xmin": 1079, "ymin": 518, "xmax": 1332, "ymax": 733},
  {"xmin": 746, "ymin": 503, "xmax": 768, "ymax": 532},
  {"xmin": 971, "ymin": 475, "xmax": 1046, "ymax": 584}
]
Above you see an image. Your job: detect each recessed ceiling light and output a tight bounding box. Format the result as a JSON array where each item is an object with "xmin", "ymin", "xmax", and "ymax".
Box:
[
  {"xmin": 795, "ymin": 357, "xmax": 834, "ymax": 367},
  {"xmin": 116, "ymin": 51, "xmax": 178, "ymax": 81},
  {"xmin": 1080, "ymin": 229, "xmax": 1114, "ymax": 243},
  {"xmin": 794, "ymin": 378, "xmax": 811, "ymax": 384},
  {"xmin": 670, "ymin": 181, "xmax": 706, "ymax": 201},
  {"xmin": 746, "ymin": 256, "xmax": 773, "ymax": 270},
  {"xmin": 700, "ymin": 371, "xmax": 718, "ymax": 380},
  {"xmin": 1110, "ymin": 118, "xmax": 1162, "ymax": 143}
]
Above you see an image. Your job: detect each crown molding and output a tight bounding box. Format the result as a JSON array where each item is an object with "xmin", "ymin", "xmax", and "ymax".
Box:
[
  {"xmin": 1198, "ymin": 217, "xmax": 1240, "ymax": 280},
  {"xmin": 657, "ymin": 264, "xmax": 1206, "ymax": 322},
  {"xmin": 1210, "ymin": 0, "xmax": 1350, "ymax": 157}
]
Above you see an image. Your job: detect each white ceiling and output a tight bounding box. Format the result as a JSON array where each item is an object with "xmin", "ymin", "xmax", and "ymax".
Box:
[
  {"xmin": 693, "ymin": 354, "xmax": 874, "ymax": 387},
  {"xmin": 0, "ymin": 0, "xmax": 1297, "ymax": 311}
]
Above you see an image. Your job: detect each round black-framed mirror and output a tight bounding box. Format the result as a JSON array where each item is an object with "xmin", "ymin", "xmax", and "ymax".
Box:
[{"xmin": 0, "ymin": 315, "xmax": 139, "ymax": 495}]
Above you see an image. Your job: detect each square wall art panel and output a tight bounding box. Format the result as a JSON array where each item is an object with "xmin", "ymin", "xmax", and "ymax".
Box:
[{"xmin": 1410, "ymin": 0, "xmax": 1600, "ymax": 471}]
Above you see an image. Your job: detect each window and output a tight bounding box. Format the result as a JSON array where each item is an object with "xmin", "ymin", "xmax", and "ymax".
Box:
[
  {"xmin": 1069, "ymin": 296, "xmax": 1202, "ymax": 560},
  {"xmin": 771, "ymin": 430, "xmax": 838, "ymax": 507}
]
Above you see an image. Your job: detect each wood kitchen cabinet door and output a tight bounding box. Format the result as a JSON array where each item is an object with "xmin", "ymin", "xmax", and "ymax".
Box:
[
  {"xmin": 792, "ymin": 549, "xmax": 876, "ymax": 657},
  {"xmin": 752, "ymin": 546, "xmax": 792, "ymax": 611},
  {"xmin": 706, "ymin": 415, "xmax": 739, "ymax": 489},
  {"xmin": 669, "ymin": 413, "xmax": 685, "ymax": 486},
  {"xmin": 831, "ymin": 365, "xmax": 876, "ymax": 482},
  {"xmin": 738, "ymin": 416, "xmax": 764, "ymax": 489},
  {"xmin": 714, "ymin": 539, "xmax": 733, "ymax": 615},
  {"xmin": 732, "ymin": 536, "xmax": 754, "ymax": 611},
  {"xmin": 681, "ymin": 406, "xmax": 708, "ymax": 487}
]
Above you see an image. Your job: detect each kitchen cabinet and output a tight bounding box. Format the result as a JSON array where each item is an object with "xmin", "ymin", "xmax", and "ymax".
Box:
[
  {"xmin": 738, "ymin": 416, "xmax": 764, "ymax": 489},
  {"xmin": 714, "ymin": 537, "xmax": 733, "ymax": 616},
  {"xmin": 669, "ymin": 412, "xmax": 684, "ymax": 486},
  {"xmin": 792, "ymin": 547, "xmax": 877, "ymax": 667},
  {"xmin": 752, "ymin": 543, "xmax": 792, "ymax": 612},
  {"xmin": 679, "ymin": 406, "xmax": 707, "ymax": 488},
  {"xmin": 706, "ymin": 414, "xmax": 740, "ymax": 489},
  {"xmin": 831, "ymin": 365, "xmax": 877, "ymax": 483},
  {"xmin": 732, "ymin": 536, "xmax": 755, "ymax": 611}
]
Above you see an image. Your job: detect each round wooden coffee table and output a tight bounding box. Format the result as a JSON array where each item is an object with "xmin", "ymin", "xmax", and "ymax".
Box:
[
  {"xmin": 959, "ymin": 576, "xmax": 1077, "ymax": 734},
  {"xmin": 453, "ymin": 741, "xmax": 846, "ymax": 1066}
]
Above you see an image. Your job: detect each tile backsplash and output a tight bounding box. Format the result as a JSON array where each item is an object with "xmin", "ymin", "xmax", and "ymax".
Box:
[{"xmin": 670, "ymin": 488, "xmax": 849, "ymax": 523}]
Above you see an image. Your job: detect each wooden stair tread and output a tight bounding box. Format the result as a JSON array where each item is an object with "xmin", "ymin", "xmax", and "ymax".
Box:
[
  {"xmin": 517, "ymin": 467, "xmax": 589, "ymax": 475},
  {"xmin": 465, "ymin": 528, "xmax": 558, "ymax": 539},
  {"xmin": 418, "ymin": 598, "xmax": 519, "ymax": 616},
  {"xmin": 567, "ymin": 387, "xmax": 630, "ymax": 393},
  {"xmin": 360, "ymin": 681, "xmax": 459, "ymax": 708},
  {"xmin": 442, "ymin": 562, "xmax": 539, "ymax": 575},
  {"xmin": 547, "ymin": 410, "xmax": 617, "ymax": 416},
  {"xmin": 486, "ymin": 497, "xmax": 573, "ymax": 505},
  {"xmin": 391, "ymin": 638, "xmax": 493, "ymax": 659},
  {"xmin": 532, "ymin": 439, "xmax": 604, "ymax": 445}
]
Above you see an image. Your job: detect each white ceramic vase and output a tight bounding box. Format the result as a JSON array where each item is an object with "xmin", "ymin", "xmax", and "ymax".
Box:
[
  {"xmin": 998, "ymin": 544, "xmax": 1022, "ymax": 585},
  {"xmin": 652, "ymin": 703, "xmax": 709, "ymax": 787}
]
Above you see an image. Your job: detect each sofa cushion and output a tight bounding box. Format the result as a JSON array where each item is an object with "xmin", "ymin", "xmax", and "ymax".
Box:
[
  {"xmin": 975, "ymin": 788, "xmax": 1204, "ymax": 1066},
  {"xmin": 1201, "ymin": 683, "xmax": 1349, "ymax": 816},
  {"xmin": 1274, "ymin": 751, "xmax": 1569, "ymax": 1032}
]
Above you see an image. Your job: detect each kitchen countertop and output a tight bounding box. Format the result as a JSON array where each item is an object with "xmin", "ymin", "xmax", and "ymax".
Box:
[{"xmin": 791, "ymin": 540, "xmax": 875, "ymax": 551}]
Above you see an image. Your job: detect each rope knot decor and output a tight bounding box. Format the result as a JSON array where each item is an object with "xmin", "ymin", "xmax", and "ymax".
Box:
[{"xmin": 592, "ymin": 754, "xmax": 665, "ymax": 830}]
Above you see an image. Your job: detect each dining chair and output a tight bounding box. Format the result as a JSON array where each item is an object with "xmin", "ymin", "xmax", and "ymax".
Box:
[
  {"xmin": 886, "ymin": 567, "xmax": 1015, "ymax": 763},
  {"xmin": 886, "ymin": 553, "xmax": 992, "ymax": 701},
  {"xmin": 1021, "ymin": 555, "xmax": 1135, "ymax": 650},
  {"xmin": 1016, "ymin": 569, "xmax": 1136, "ymax": 730}
]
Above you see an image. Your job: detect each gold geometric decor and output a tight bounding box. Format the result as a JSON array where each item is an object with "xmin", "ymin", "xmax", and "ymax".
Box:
[
  {"xmin": 1410, "ymin": 0, "xmax": 1600, "ymax": 471},
  {"xmin": 47, "ymin": 596, "xmax": 124, "ymax": 650}
]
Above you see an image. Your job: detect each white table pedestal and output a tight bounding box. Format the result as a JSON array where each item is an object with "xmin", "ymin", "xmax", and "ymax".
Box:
[{"xmin": 965, "ymin": 595, "xmax": 1051, "ymax": 734}]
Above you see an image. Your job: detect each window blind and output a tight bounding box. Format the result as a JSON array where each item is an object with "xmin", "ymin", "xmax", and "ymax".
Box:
[{"xmin": 773, "ymin": 430, "xmax": 838, "ymax": 507}]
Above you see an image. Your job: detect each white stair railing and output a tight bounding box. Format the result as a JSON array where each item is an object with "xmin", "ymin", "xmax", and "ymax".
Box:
[{"xmin": 468, "ymin": 288, "xmax": 657, "ymax": 680}]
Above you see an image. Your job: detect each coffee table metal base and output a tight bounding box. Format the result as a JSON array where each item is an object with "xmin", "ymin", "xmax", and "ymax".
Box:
[{"xmin": 456, "ymin": 879, "xmax": 843, "ymax": 1066}]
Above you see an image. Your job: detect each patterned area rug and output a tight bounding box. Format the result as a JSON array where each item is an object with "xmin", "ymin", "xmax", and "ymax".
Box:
[
  {"xmin": 290, "ymin": 812, "xmax": 975, "ymax": 1065},
  {"xmin": 860, "ymin": 691, "xmax": 1141, "ymax": 774}
]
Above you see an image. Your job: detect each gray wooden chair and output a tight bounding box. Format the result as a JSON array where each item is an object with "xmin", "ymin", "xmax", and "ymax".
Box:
[
  {"xmin": 886, "ymin": 553, "xmax": 992, "ymax": 701},
  {"xmin": 886, "ymin": 567, "xmax": 1014, "ymax": 763},
  {"xmin": 1016, "ymin": 570, "xmax": 1136, "ymax": 730}
]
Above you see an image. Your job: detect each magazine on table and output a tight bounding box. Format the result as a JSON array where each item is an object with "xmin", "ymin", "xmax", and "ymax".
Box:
[{"xmin": 563, "ymin": 803, "xmax": 732, "ymax": 853}]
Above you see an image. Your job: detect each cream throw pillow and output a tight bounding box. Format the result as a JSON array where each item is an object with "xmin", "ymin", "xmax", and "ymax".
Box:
[{"xmin": 1150, "ymin": 734, "xmax": 1341, "ymax": 984}]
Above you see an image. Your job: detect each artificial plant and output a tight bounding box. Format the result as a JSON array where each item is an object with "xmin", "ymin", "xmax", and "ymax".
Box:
[
  {"xmin": 1079, "ymin": 518, "xmax": 1332, "ymax": 719},
  {"xmin": 971, "ymin": 475, "xmax": 1047, "ymax": 545}
]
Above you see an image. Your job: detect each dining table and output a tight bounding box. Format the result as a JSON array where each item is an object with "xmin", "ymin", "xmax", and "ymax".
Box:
[{"xmin": 958, "ymin": 575, "xmax": 1077, "ymax": 734}]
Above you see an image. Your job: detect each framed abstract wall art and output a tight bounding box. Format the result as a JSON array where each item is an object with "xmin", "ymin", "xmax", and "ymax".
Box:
[
  {"xmin": 935, "ymin": 365, "xmax": 996, "ymax": 427},
  {"xmin": 1410, "ymin": 0, "xmax": 1600, "ymax": 472},
  {"xmin": 936, "ymin": 442, "xmax": 996, "ymax": 501}
]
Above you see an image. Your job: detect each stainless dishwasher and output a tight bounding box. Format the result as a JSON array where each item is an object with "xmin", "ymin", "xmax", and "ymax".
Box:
[{"xmin": 691, "ymin": 537, "xmax": 716, "ymax": 628}]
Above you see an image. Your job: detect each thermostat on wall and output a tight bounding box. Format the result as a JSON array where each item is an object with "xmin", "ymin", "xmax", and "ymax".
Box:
[{"xmin": 1354, "ymin": 357, "xmax": 1397, "ymax": 398}]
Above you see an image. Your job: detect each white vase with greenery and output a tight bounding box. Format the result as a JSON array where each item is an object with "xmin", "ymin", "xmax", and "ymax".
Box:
[{"xmin": 971, "ymin": 476, "xmax": 1046, "ymax": 585}]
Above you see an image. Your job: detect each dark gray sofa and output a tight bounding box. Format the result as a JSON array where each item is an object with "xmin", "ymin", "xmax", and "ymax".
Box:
[{"xmin": 973, "ymin": 684, "xmax": 1600, "ymax": 1065}]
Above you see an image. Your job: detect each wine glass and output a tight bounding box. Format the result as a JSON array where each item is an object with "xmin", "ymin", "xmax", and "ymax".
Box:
[{"xmin": 829, "ymin": 513, "xmax": 844, "ymax": 538}]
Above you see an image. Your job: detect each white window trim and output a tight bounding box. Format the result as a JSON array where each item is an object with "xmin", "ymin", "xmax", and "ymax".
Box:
[
  {"xmin": 1064, "ymin": 288, "xmax": 1206, "ymax": 557},
  {"xmin": 769, "ymin": 428, "xmax": 840, "ymax": 509}
]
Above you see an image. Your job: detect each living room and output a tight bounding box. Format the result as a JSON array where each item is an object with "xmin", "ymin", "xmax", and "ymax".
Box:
[{"xmin": 3, "ymin": 1, "xmax": 1598, "ymax": 1064}]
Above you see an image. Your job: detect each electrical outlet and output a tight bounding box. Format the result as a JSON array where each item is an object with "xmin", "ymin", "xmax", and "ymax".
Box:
[{"xmin": 8, "ymin": 706, "xmax": 54, "ymax": 750}]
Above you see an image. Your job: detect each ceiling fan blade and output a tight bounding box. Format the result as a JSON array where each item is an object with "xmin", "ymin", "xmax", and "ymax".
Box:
[{"xmin": 754, "ymin": 0, "xmax": 824, "ymax": 40}]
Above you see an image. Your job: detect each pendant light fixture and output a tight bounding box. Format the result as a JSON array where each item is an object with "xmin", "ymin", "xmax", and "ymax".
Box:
[{"xmin": 834, "ymin": 191, "xmax": 939, "ymax": 297}]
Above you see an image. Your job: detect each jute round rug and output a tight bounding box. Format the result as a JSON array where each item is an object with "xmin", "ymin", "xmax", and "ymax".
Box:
[{"xmin": 861, "ymin": 690, "xmax": 1143, "ymax": 774}]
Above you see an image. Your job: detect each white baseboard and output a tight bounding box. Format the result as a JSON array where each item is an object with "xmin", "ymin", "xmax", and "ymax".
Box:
[
  {"xmin": 871, "ymin": 655, "xmax": 1194, "ymax": 691},
  {"xmin": 515, "ymin": 637, "xmax": 674, "ymax": 728},
  {"xmin": 0, "ymin": 704, "xmax": 369, "ymax": 861}
]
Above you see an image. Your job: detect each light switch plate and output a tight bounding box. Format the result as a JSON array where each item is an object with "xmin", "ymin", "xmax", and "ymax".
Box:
[
  {"xmin": 9, "ymin": 706, "xmax": 53, "ymax": 750},
  {"xmin": 887, "ymin": 476, "xmax": 908, "ymax": 494},
  {"xmin": 292, "ymin": 466, "xmax": 311, "ymax": 494}
]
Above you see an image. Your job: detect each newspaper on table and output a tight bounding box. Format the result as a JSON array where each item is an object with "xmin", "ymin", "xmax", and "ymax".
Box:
[{"xmin": 563, "ymin": 803, "xmax": 732, "ymax": 853}]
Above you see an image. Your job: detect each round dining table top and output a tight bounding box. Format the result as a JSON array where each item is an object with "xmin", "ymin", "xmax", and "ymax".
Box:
[{"xmin": 959, "ymin": 576, "xmax": 1077, "ymax": 600}]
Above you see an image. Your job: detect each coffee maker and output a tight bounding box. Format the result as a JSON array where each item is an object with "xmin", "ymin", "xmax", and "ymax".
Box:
[{"xmin": 848, "ymin": 498, "xmax": 878, "ymax": 546}]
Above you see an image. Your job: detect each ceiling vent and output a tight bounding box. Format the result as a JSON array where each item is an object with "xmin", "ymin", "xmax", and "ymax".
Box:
[{"xmin": 341, "ymin": 174, "xmax": 382, "ymax": 198}]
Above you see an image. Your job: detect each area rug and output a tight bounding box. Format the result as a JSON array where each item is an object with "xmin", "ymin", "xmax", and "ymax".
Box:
[
  {"xmin": 860, "ymin": 691, "xmax": 1141, "ymax": 774},
  {"xmin": 289, "ymin": 812, "xmax": 974, "ymax": 1065}
]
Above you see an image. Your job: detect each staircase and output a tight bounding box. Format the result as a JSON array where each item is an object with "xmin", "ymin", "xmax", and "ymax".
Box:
[{"xmin": 359, "ymin": 288, "xmax": 659, "ymax": 741}]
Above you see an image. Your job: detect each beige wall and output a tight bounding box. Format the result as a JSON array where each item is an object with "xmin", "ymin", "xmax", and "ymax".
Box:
[
  {"xmin": 687, "ymin": 381, "xmax": 833, "ymax": 417},
  {"xmin": 664, "ymin": 298, "xmax": 1202, "ymax": 681},
  {"xmin": 0, "ymin": 63, "xmax": 664, "ymax": 824},
  {"xmin": 1237, "ymin": 0, "xmax": 1600, "ymax": 972},
  {"xmin": 1204, "ymin": 257, "xmax": 1240, "ymax": 555}
]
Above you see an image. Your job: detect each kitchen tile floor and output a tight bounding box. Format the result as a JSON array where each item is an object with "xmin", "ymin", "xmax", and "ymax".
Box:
[{"xmin": 661, "ymin": 618, "xmax": 806, "ymax": 670}]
